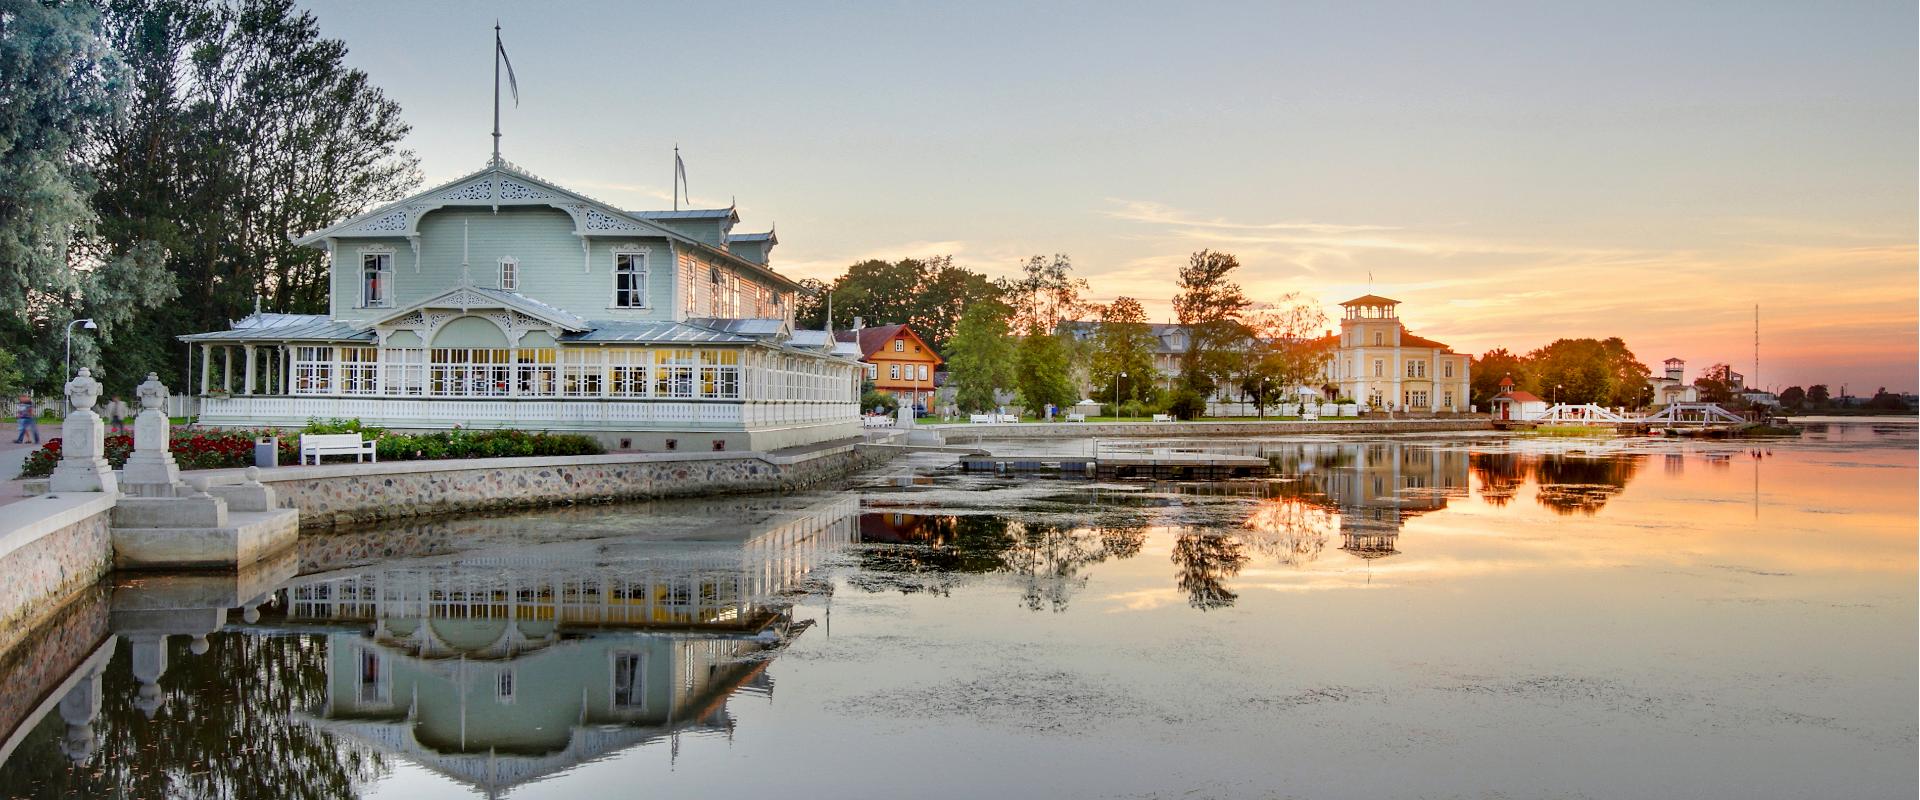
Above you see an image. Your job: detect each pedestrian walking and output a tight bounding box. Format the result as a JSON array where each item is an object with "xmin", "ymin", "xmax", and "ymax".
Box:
[
  {"xmin": 106, "ymin": 395, "xmax": 130, "ymax": 434},
  {"xmin": 14, "ymin": 395, "xmax": 40, "ymax": 444}
]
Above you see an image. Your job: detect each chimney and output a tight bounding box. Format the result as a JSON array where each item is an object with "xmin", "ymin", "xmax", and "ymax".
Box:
[{"xmin": 852, "ymin": 316, "xmax": 864, "ymax": 332}]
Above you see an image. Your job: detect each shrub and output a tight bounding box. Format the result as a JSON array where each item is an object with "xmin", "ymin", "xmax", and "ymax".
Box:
[
  {"xmin": 14, "ymin": 424, "xmax": 605, "ymax": 478},
  {"xmin": 1118, "ymin": 400, "xmax": 1148, "ymax": 419},
  {"xmin": 374, "ymin": 428, "xmax": 603, "ymax": 462},
  {"xmin": 1162, "ymin": 389, "xmax": 1207, "ymax": 420},
  {"xmin": 860, "ymin": 390, "xmax": 898, "ymax": 415}
]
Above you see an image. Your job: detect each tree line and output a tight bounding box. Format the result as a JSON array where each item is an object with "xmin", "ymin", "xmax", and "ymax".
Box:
[
  {"xmin": 0, "ymin": 0, "xmax": 417, "ymax": 398},
  {"xmin": 808, "ymin": 248, "xmax": 1336, "ymax": 418}
]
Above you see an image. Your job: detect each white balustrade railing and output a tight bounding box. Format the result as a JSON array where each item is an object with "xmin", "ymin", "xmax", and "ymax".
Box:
[{"xmin": 199, "ymin": 396, "xmax": 857, "ymax": 431}]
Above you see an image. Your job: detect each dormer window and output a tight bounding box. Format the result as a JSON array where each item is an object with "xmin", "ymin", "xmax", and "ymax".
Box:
[
  {"xmin": 361, "ymin": 253, "xmax": 393, "ymax": 308},
  {"xmin": 613, "ymin": 251, "xmax": 647, "ymax": 308},
  {"xmin": 498, "ymin": 256, "xmax": 519, "ymax": 292}
]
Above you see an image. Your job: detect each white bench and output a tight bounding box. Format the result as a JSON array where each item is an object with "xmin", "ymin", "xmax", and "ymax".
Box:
[
  {"xmin": 998, "ymin": 414, "xmax": 1020, "ymax": 423},
  {"xmin": 1152, "ymin": 413, "xmax": 1174, "ymax": 422},
  {"xmin": 300, "ymin": 433, "xmax": 377, "ymax": 465},
  {"xmin": 969, "ymin": 414, "xmax": 995, "ymax": 424},
  {"xmin": 1064, "ymin": 413, "xmax": 1086, "ymax": 422},
  {"xmin": 862, "ymin": 416, "xmax": 894, "ymax": 428}
]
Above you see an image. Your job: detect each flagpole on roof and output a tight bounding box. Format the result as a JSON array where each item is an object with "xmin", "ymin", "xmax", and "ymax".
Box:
[
  {"xmin": 491, "ymin": 22, "xmax": 519, "ymax": 166},
  {"xmin": 492, "ymin": 22, "xmax": 500, "ymax": 165},
  {"xmin": 673, "ymin": 144, "xmax": 680, "ymax": 211}
]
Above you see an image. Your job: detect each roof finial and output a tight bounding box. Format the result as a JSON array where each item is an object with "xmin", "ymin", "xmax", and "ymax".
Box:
[{"xmin": 491, "ymin": 22, "xmax": 519, "ymax": 167}]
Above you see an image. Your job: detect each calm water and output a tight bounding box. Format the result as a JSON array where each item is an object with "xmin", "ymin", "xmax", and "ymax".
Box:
[{"xmin": 1, "ymin": 420, "xmax": 1913, "ymax": 799}]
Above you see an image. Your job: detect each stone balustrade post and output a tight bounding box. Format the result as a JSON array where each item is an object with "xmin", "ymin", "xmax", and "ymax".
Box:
[
  {"xmin": 49, "ymin": 367, "xmax": 117, "ymax": 494},
  {"xmin": 122, "ymin": 372, "xmax": 182, "ymax": 497}
]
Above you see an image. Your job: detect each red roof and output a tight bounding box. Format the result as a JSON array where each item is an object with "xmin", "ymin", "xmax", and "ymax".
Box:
[
  {"xmin": 1498, "ymin": 376, "xmax": 1514, "ymax": 387},
  {"xmin": 833, "ymin": 323, "xmax": 942, "ymax": 364},
  {"xmin": 1398, "ymin": 331, "xmax": 1453, "ymax": 351},
  {"xmin": 1340, "ymin": 294, "xmax": 1401, "ymax": 306},
  {"xmin": 1497, "ymin": 390, "xmax": 1544, "ymax": 403}
]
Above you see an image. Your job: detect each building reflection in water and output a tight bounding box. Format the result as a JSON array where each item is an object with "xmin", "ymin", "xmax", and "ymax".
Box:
[
  {"xmin": 854, "ymin": 442, "xmax": 1474, "ymax": 611},
  {"xmin": 284, "ymin": 496, "xmax": 856, "ymax": 793},
  {"xmin": 1261, "ymin": 442, "xmax": 1470, "ymax": 569},
  {"xmin": 1469, "ymin": 450, "xmax": 1646, "ymax": 515}
]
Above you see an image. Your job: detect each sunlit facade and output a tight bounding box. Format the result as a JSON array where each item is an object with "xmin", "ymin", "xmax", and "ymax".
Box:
[{"xmin": 180, "ymin": 160, "xmax": 861, "ymax": 450}]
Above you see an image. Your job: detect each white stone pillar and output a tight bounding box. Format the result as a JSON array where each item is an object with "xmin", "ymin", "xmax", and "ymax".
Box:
[
  {"xmin": 222, "ymin": 347, "xmax": 233, "ymax": 393},
  {"xmin": 200, "ymin": 344, "xmax": 212, "ymax": 395},
  {"xmin": 243, "ymin": 345, "xmax": 257, "ymax": 395},
  {"xmin": 49, "ymin": 368, "xmax": 117, "ymax": 493},
  {"xmin": 122, "ymin": 372, "xmax": 181, "ymax": 497}
]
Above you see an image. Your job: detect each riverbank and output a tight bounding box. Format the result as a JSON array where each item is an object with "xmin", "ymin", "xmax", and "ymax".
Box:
[{"xmin": 929, "ymin": 417, "xmax": 1491, "ymax": 442}]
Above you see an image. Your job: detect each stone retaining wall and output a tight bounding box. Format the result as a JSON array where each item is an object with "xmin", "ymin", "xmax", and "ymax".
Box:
[
  {"xmin": 0, "ymin": 583, "xmax": 108, "ymax": 748},
  {"xmin": 223, "ymin": 442, "xmax": 893, "ymax": 530},
  {"xmin": 932, "ymin": 418, "xmax": 1494, "ymax": 442},
  {"xmin": 0, "ymin": 494, "xmax": 116, "ymax": 656}
]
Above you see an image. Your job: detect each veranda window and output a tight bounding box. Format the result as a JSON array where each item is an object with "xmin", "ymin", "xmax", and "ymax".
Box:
[
  {"xmin": 294, "ymin": 346, "xmax": 334, "ymax": 394},
  {"xmin": 431, "ymin": 348, "xmax": 512, "ymax": 396},
  {"xmin": 341, "ymin": 347, "xmax": 379, "ymax": 395},
  {"xmin": 516, "ymin": 348, "xmax": 556, "ymax": 395},
  {"xmin": 382, "ymin": 349, "xmax": 426, "ymax": 396},
  {"xmin": 655, "ymin": 349, "xmax": 696, "ymax": 398},
  {"xmin": 699, "ymin": 350, "xmax": 740, "ymax": 399},
  {"xmin": 558, "ymin": 349, "xmax": 603, "ymax": 397},
  {"xmin": 609, "ymin": 349, "xmax": 648, "ymax": 397}
]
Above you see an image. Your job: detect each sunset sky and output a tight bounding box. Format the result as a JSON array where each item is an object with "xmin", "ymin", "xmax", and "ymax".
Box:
[{"xmin": 301, "ymin": 0, "xmax": 1916, "ymax": 392}]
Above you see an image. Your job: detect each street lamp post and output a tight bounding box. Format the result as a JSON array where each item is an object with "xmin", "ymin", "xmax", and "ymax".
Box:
[
  {"xmin": 64, "ymin": 318, "xmax": 97, "ymax": 415},
  {"xmin": 1115, "ymin": 371, "xmax": 1127, "ymax": 420}
]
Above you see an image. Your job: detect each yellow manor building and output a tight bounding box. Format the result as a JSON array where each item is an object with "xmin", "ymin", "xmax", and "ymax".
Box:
[{"xmin": 1324, "ymin": 295, "xmax": 1472, "ymax": 413}]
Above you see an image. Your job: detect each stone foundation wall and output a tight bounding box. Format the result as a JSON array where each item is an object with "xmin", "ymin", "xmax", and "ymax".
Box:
[
  {"xmin": 0, "ymin": 583, "xmax": 108, "ymax": 746},
  {"xmin": 933, "ymin": 418, "xmax": 1494, "ymax": 442},
  {"xmin": 251, "ymin": 443, "xmax": 894, "ymax": 530},
  {"xmin": 0, "ymin": 497, "xmax": 115, "ymax": 656}
]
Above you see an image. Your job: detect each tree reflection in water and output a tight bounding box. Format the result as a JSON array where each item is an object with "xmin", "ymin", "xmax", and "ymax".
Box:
[
  {"xmin": 1470, "ymin": 452, "xmax": 1646, "ymax": 515},
  {"xmin": 852, "ymin": 512, "xmax": 1147, "ymax": 612},
  {"xmin": 1171, "ymin": 530, "xmax": 1250, "ymax": 611},
  {"xmin": 1239, "ymin": 498, "xmax": 1336, "ymax": 569},
  {"xmin": 1, "ymin": 632, "xmax": 384, "ymax": 800}
]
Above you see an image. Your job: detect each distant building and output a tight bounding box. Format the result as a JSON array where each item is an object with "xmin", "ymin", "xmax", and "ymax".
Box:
[
  {"xmin": 1650, "ymin": 358, "xmax": 1700, "ymax": 407},
  {"xmin": 1489, "ymin": 376, "xmax": 1549, "ymax": 421},
  {"xmin": 1325, "ymin": 295, "xmax": 1471, "ymax": 412},
  {"xmin": 836, "ymin": 320, "xmax": 942, "ymax": 412}
]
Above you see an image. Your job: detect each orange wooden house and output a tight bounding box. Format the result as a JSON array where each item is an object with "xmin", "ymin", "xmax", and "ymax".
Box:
[{"xmin": 835, "ymin": 322, "xmax": 943, "ymax": 413}]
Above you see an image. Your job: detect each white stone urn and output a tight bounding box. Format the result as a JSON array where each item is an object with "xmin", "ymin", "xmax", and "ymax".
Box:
[{"xmin": 122, "ymin": 372, "xmax": 181, "ymax": 496}]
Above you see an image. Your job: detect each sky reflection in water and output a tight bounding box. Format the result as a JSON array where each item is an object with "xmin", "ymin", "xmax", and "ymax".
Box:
[{"xmin": 1, "ymin": 421, "xmax": 1913, "ymax": 799}]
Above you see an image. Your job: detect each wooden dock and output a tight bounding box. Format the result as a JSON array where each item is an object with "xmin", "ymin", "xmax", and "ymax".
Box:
[{"xmin": 958, "ymin": 451, "xmax": 1270, "ymax": 480}]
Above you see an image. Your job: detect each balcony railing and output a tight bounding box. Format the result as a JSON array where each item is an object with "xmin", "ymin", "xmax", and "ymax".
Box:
[{"xmin": 199, "ymin": 396, "xmax": 858, "ymax": 430}]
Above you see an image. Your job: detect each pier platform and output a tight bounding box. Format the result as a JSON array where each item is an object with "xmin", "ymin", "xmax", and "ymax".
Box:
[{"xmin": 958, "ymin": 452, "xmax": 1270, "ymax": 480}]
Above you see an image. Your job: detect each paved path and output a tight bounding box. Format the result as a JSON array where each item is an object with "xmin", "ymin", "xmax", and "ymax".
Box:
[{"xmin": 0, "ymin": 439, "xmax": 44, "ymax": 508}]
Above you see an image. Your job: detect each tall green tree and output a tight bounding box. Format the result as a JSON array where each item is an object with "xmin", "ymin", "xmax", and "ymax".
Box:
[
  {"xmin": 946, "ymin": 298, "xmax": 1014, "ymax": 412},
  {"xmin": 1528, "ymin": 337, "xmax": 1651, "ymax": 407},
  {"xmin": 1000, "ymin": 253, "xmax": 1087, "ymax": 335},
  {"xmin": 1089, "ymin": 296, "xmax": 1156, "ymax": 404},
  {"xmin": 1471, "ymin": 347, "xmax": 1527, "ymax": 407},
  {"xmin": 1240, "ymin": 292, "xmax": 1329, "ymax": 414},
  {"xmin": 803, "ymin": 255, "xmax": 1000, "ymax": 351},
  {"xmin": 1013, "ymin": 321, "xmax": 1075, "ymax": 415},
  {"xmin": 0, "ymin": 0, "xmax": 173, "ymax": 392},
  {"xmin": 1171, "ymin": 249, "xmax": 1251, "ymax": 397},
  {"xmin": 1806, "ymin": 384, "xmax": 1830, "ymax": 406},
  {"xmin": 89, "ymin": 0, "xmax": 417, "ymax": 390}
]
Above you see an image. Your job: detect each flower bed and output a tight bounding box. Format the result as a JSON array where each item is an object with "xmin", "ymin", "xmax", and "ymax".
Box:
[{"xmin": 14, "ymin": 420, "xmax": 603, "ymax": 479}]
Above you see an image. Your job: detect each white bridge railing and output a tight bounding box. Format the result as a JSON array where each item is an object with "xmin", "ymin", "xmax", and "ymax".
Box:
[
  {"xmin": 1524, "ymin": 402, "xmax": 1745, "ymax": 426},
  {"xmin": 1640, "ymin": 402, "xmax": 1747, "ymax": 426}
]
